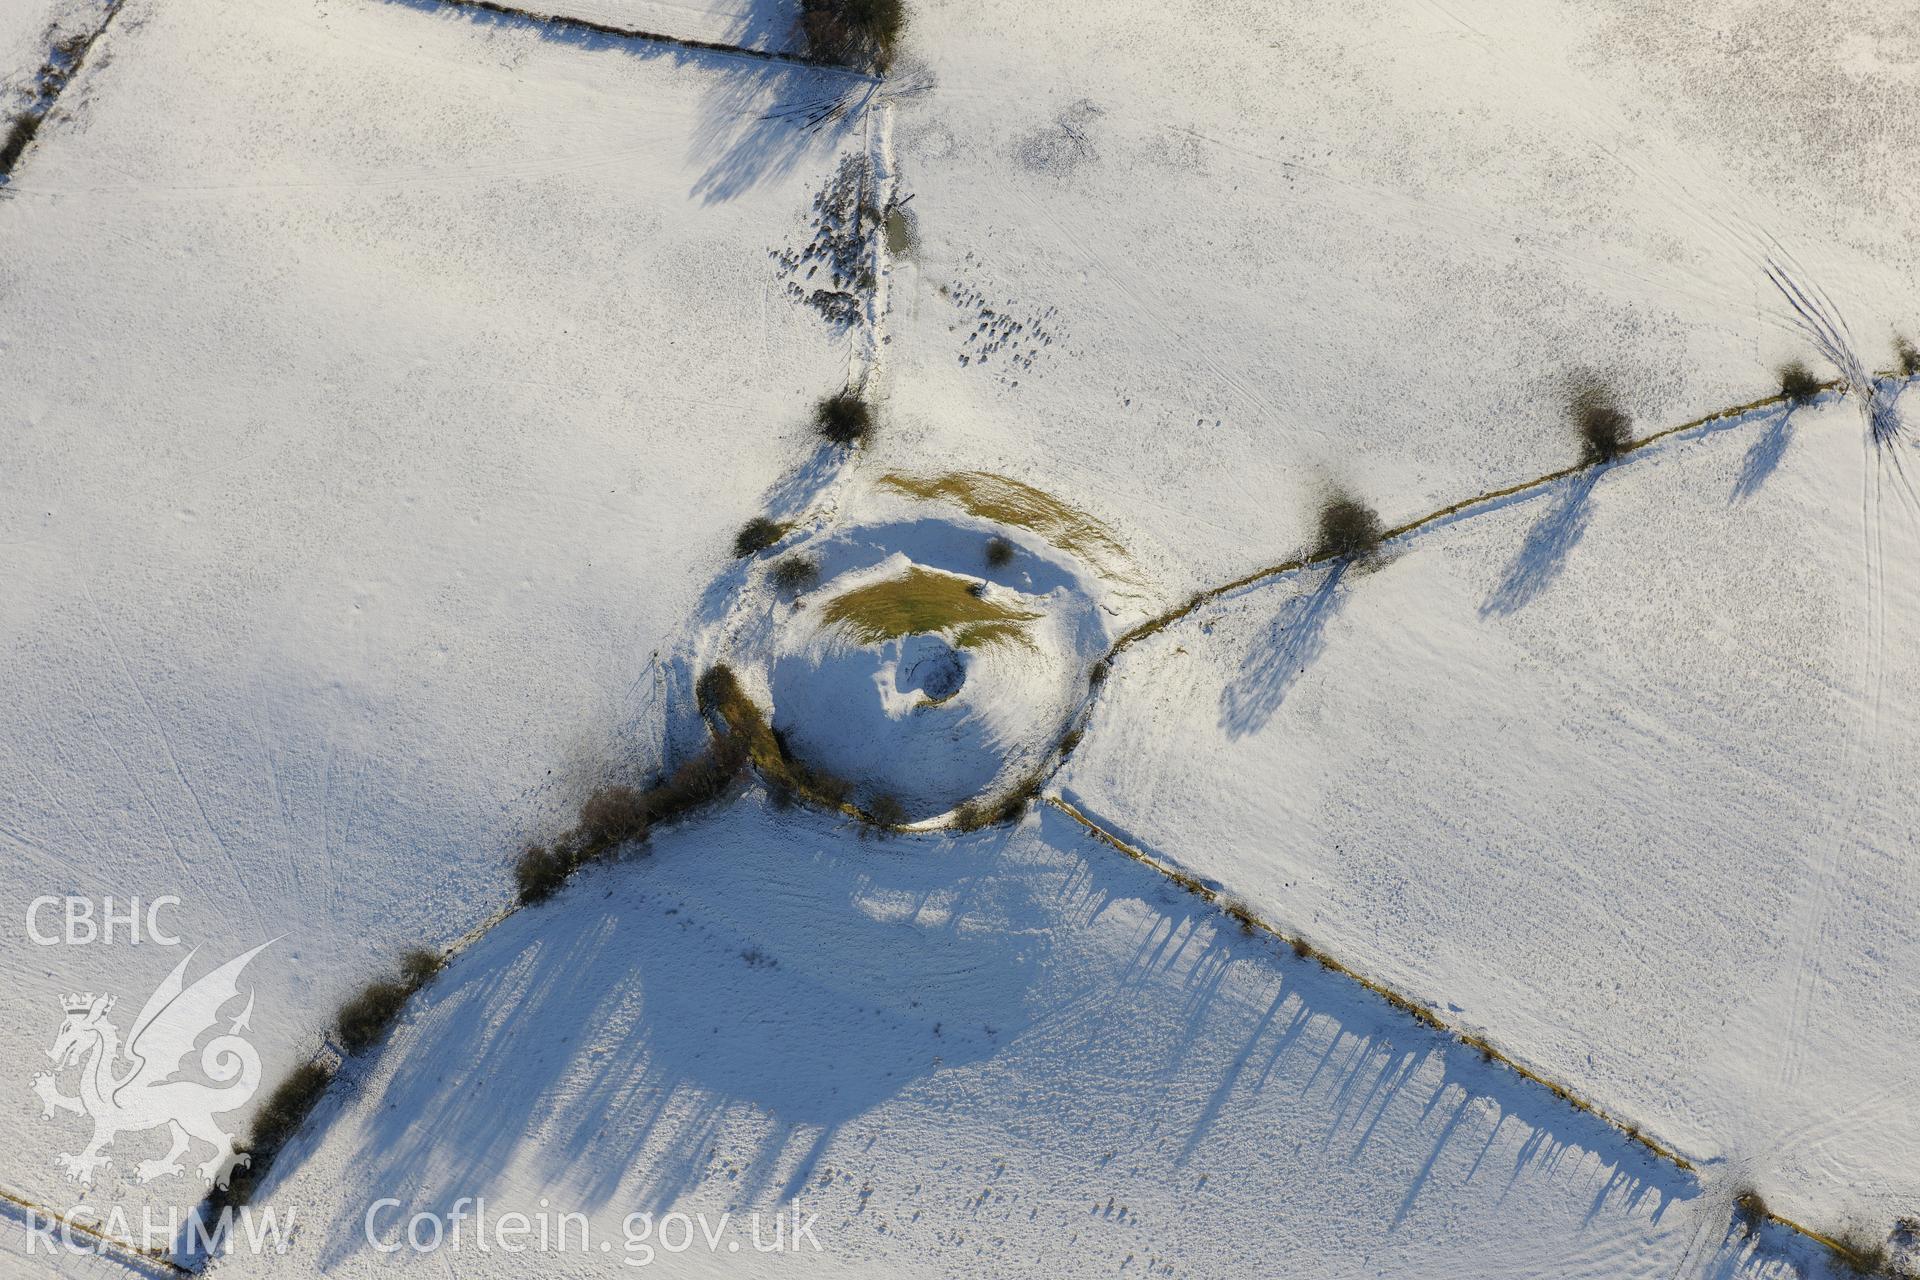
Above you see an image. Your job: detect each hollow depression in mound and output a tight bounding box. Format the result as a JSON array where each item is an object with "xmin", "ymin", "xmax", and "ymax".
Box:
[{"xmin": 770, "ymin": 553, "xmax": 1100, "ymax": 821}]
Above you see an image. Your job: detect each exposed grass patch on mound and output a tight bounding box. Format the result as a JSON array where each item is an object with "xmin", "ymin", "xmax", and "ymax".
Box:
[
  {"xmin": 951, "ymin": 618, "xmax": 1031, "ymax": 649},
  {"xmin": 1778, "ymin": 359, "xmax": 1824, "ymax": 406},
  {"xmin": 821, "ymin": 566, "xmax": 1040, "ymax": 649},
  {"xmin": 878, "ymin": 471, "xmax": 1138, "ymax": 584}
]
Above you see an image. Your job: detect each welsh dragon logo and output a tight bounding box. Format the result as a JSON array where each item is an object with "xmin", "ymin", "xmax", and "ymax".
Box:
[{"xmin": 32, "ymin": 941, "xmax": 272, "ymax": 1189}]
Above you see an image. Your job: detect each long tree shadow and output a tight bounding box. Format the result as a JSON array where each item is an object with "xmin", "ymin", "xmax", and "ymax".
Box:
[
  {"xmin": 1219, "ymin": 562, "xmax": 1346, "ymax": 739},
  {"xmin": 379, "ymin": 0, "xmax": 867, "ymax": 206},
  {"xmin": 1730, "ymin": 405, "xmax": 1795, "ymax": 502},
  {"xmin": 313, "ymin": 802, "xmax": 1045, "ymax": 1268},
  {"xmin": 720, "ymin": 0, "xmax": 802, "ymax": 51},
  {"xmin": 278, "ymin": 794, "xmax": 1819, "ymax": 1276},
  {"xmin": 1029, "ymin": 811, "xmax": 1734, "ymax": 1273},
  {"xmin": 1479, "ymin": 468, "xmax": 1598, "ymax": 618},
  {"xmin": 691, "ymin": 65, "xmax": 875, "ymax": 205}
]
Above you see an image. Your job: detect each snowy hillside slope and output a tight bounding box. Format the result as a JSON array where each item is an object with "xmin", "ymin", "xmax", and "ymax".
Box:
[
  {"xmin": 215, "ymin": 796, "xmax": 1848, "ymax": 1280},
  {"xmin": 871, "ymin": 0, "xmax": 1920, "ymax": 598},
  {"xmin": 1060, "ymin": 390, "xmax": 1920, "ymax": 1232},
  {"xmin": 0, "ymin": 0, "xmax": 863, "ymax": 1230}
]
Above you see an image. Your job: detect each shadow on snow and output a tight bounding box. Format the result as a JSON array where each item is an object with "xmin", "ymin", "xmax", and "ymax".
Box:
[
  {"xmin": 378, "ymin": 0, "xmax": 868, "ymax": 205},
  {"xmin": 1219, "ymin": 562, "xmax": 1345, "ymax": 739},
  {"xmin": 1729, "ymin": 405, "xmax": 1796, "ymax": 503},
  {"xmin": 301, "ymin": 801, "xmax": 1748, "ymax": 1272},
  {"xmin": 1480, "ymin": 468, "xmax": 1599, "ymax": 618}
]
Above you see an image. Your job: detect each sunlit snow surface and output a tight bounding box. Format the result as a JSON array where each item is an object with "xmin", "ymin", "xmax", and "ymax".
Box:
[{"xmin": 2, "ymin": 0, "xmax": 1918, "ymax": 1273}]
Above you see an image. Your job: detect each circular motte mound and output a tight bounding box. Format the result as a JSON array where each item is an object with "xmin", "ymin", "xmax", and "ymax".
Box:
[
  {"xmin": 770, "ymin": 558, "xmax": 1094, "ymax": 821},
  {"xmin": 710, "ymin": 472, "xmax": 1153, "ymax": 826}
]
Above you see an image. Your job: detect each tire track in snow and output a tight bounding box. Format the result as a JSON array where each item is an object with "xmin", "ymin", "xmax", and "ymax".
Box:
[
  {"xmin": 1151, "ymin": 91, "xmax": 1789, "ymax": 337},
  {"xmin": 3, "ymin": 743, "xmax": 130, "ymax": 891},
  {"xmin": 66, "ymin": 662, "xmax": 212, "ymax": 918},
  {"xmin": 318, "ymin": 743, "xmax": 342, "ymax": 929},
  {"xmin": 79, "ymin": 574, "xmax": 267, "ymax": 934},
  {"xmin": 1752, "ymin": 386, "xmax": 1920, "ymax": 1220},
  {"xmin": 1020, "ymin": 364, "xmax": 1918, "ymax": 1257},
  {"xmin": 0, "ymin": 815, "xmax": 109, "ymax": 889},
  {"xmin": 1757, "ymin": 255, "xmax": 1896, "ymax": 1096},
  {"xmin": 1766, "ymin": 455, "xmax": 1874, "ymax": 1095},
  {"xmin": 1097, "ymin": 371, "xmax": 1912, "ymax": 665}
]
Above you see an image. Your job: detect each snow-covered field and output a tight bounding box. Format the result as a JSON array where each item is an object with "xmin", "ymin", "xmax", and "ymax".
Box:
[
  {"xmin": 2, "ymin": 0, "xmax": 1917, "ymax": 1273},
  {"xmin": 0, "ymin": 0, "xmax": 859, "ymax": 1234},
  {"xmin": 1061, "ymin": 389, "xmax": 1920, "ymax": 1231},
  {"xmin": 216, "ymin": 799, "xmax": 1840, "ymax": 1279},
  {"xmin": 872, "ymin": 0, "xmax": 1920, "ymax": 595}
]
